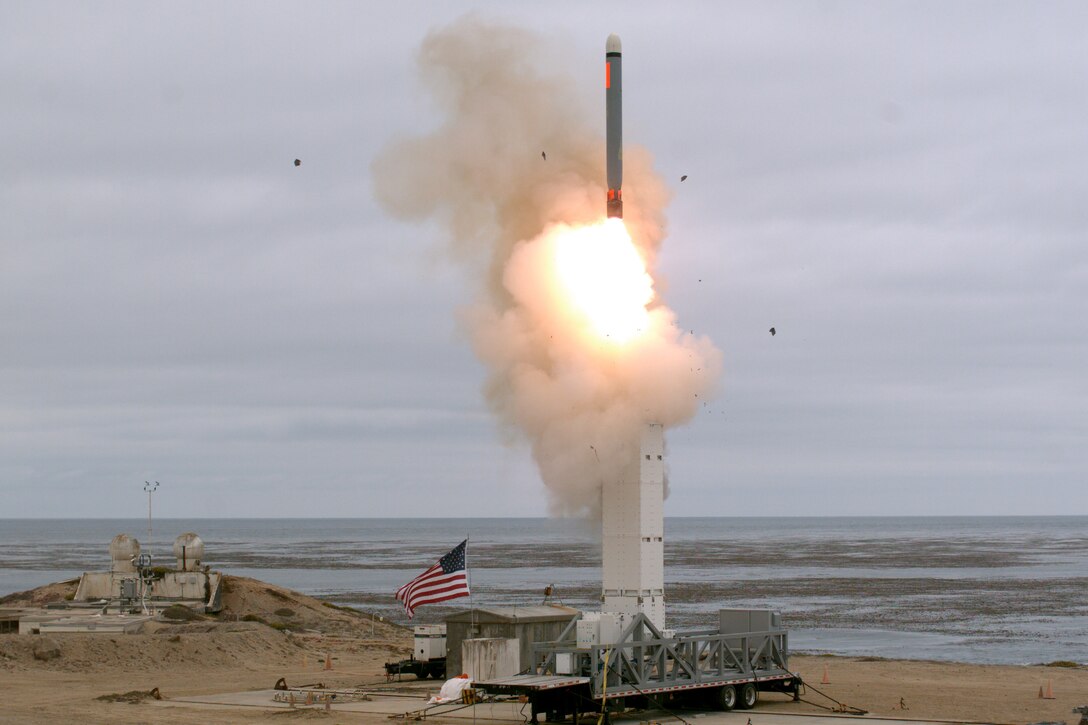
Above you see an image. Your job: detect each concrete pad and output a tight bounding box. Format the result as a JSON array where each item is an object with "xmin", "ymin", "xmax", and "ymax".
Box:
[
  {"xmin": 18, "ymin": 612, "xmax": 69, "ymax": 634},
  {"xmin": 164, "ymin": 689, "xmax": 961, "ymax": 724},
  {"xmin": 37, "ymin": 614, "xmax": 152, "ymax": 633}
]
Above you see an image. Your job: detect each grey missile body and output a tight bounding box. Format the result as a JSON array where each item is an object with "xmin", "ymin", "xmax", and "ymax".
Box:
[{"xmin": 606, "ymin": 34, "xmax": 622, "ymax": 219}]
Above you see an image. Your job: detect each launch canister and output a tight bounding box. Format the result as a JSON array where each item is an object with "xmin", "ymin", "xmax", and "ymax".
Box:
[{"xmin": 606, "ymin": 34, "xmax": 622, "ymax": 219}]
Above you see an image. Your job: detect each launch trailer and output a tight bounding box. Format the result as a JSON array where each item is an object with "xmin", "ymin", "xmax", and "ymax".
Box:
[{"xmin": 477, "ymin": 610, "xmax": 796, "ymax": 720}]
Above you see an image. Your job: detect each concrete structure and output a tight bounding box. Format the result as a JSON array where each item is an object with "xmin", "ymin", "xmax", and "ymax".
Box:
[
  {"xmin": 462, "ymin": 638, "xmax": 520, "ymax": 681},
  {"xmin": 14, "ymin": 610, "xmax": 150, "ymax": 635},
  {"xmin": 0, "ymin": 608, "xmax": 23, "ymax": 634},
  {"xmin": 17, "ymin": 612, "xmax": 68, "ymax": 635},
  {"xmin": 36, "ymin": 614, "xmax": 152, "ymax": 634},
  {"xmin": 75, "ymin": 566, "xmax": 222, "ymax": 612},
  {"xmin": 602, "ymin": 422, "xmax": 665, "ymax": 630},
  {"xmin": 73, "ymin": 531, "xmax": 223, "ymax": 613},
  {"xmin": 444, "ymin": 606, "xmax": 578, "ymax": 678}
]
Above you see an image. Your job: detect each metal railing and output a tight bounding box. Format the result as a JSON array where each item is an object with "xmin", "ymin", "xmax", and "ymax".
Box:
[{"xmin": 531, "ymin": 613, "xmax": 789, "ymax": 696}]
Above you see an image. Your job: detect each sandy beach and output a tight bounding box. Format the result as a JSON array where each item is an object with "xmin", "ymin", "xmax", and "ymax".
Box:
[{"xmin": 2, "ymin": 576, "xmax": 1084, "ymax": 725}]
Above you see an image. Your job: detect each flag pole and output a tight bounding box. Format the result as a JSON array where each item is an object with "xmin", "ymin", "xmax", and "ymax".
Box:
[{"xmin": 467, "ymin": 535, "xmax": 477, "ymax": 635}]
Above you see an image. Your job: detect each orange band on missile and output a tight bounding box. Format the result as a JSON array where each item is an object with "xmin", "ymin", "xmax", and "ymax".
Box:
[
  {"xmin": 606, "ymin": 62, "xmax": 611, "ymax": 88},
  {"xmin": 608, "ymin": 189, "xmax": 615, "ymax": 200}
]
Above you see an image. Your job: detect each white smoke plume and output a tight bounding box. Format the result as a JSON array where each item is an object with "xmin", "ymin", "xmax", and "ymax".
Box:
[{"xmin": 373, "ymin": 17, "xmax": 721, "ymax": 517}]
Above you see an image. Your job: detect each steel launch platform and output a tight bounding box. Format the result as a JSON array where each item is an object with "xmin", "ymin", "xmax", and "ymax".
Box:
[{"xmin": 477, "ymin": 612, "xmax": 797, "ymax": 718}]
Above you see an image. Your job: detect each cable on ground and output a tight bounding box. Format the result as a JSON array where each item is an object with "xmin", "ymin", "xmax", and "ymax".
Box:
[{"xmin": 780, "ymin": 666, "xmax": 866, "ymax": 715}]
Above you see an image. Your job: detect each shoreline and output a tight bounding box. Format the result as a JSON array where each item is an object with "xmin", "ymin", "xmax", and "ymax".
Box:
[{"xmin": 5, "ymin": 515, "xmax": 1084, "ymax": 667}]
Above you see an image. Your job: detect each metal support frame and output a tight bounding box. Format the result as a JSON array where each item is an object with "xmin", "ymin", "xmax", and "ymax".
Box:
[{"xmin": 532, "ymin": 613, "xmax": 790, "ymax": 698}]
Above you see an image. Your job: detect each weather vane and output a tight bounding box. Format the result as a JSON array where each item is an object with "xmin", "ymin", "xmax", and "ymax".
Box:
[{"xmin": 143, "ymin": 480, "xmax": 160, "ymax": 543}]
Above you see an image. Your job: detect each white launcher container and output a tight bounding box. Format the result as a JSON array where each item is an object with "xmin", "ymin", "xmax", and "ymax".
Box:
[{"xmin": 601, "ymin": 423, "xmax": 666, "ymax": 630}]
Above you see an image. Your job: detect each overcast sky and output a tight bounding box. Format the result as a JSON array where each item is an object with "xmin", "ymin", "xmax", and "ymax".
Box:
[{"xmin": 3, "ymin": 2, "xmax": 1085, "ymax": 518}]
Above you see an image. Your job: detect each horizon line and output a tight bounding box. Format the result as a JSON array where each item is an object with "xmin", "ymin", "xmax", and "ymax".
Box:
[{"xmin": 1, "ymin": 513, "xmax": 1085, "ymax": 521}]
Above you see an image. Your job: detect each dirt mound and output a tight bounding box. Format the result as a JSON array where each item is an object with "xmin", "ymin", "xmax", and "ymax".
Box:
[
  {"xmin": 161, "ymin": 604, "xmax": 205, "ymax": 622},
  {"xmin": 0, "ymin": 574, "xmax": 412, "ymax": 678},
  {"xmin": 0, "ymin": 579, "xmax": 78, "ymax": 607},
  {"xmin": 95, "ymin": 688, "xmax": 162, "ymax": 703},
  {"xmin": 1, "ymin": 622, "xmax": 304, "ymax": 674},
  {"xmin": 32, "ymin": 637, "xmax": 61, "ymax": 661},
  {"xmin": 4, "ymin": 573, "xmax": 406, "ymax": 640},
  {"xmin": 214, "ymin": 575, "xmax": 406, "ymax": 640}
]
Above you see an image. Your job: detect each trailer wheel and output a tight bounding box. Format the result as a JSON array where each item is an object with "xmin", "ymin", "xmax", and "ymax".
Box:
[
  {"xmin": 717, "ymin": 685, "xmax": 737, "ymax": 711},
  {"xmin": 736, "ymin": 683, "xmax": 758, "ymax": 710}
]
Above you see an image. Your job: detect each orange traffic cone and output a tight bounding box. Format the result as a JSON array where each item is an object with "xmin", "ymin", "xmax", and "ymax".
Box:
[
  {"xmin": 821, "ymin": 665, "xmax": 830, "ymax": 685},
  {"xmin": 1044, "ymin": 680, "xmax": 1055, "ymax": 699},
  {"xmin": 305, "ymin": 691, "xmax": 313, "ymax": 705},
  {"xmin": 324, "ymin": 652, "xmax": 333, "ymax": 671}
]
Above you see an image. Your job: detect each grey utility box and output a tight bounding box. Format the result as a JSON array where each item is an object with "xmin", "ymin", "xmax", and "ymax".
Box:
[{"xmin": 720, "ymin": 608, "xmax": 781, "ymax": 634}]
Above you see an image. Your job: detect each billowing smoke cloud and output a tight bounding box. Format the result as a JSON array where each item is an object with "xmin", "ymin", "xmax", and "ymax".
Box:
[{"xmin": 373, "ymin": 17, "xmax": 721, "ymax": 517}]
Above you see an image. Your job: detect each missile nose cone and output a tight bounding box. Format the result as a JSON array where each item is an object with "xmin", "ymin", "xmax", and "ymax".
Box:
[{"xmin": 606, "ymin": 34, "xmax": 622, "ymax": 53}]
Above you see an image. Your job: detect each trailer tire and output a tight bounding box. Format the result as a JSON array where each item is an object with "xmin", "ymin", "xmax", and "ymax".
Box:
[
  {"xmin": 737, "ymin": 683, "xmax": 757, "ymax": 710},
  {"xmin": 717, "ymin": 685, "xmax": 737, "ymax": 711}
]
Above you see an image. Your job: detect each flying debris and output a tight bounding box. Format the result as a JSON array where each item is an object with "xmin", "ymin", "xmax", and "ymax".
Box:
[
  {"xmin": 294, "ymin": 159, "xmax": 301, "ymax": 167},
  {"xmin": 606, "ymin": 34, "xmax": 622, "ymax": 219},
  {"xmin": 680, "ymin": 175, "xmax": 688, "ymax": 182},
  {"xmin": 541, "ymin": 151, "xmax": 547, "ymax": 161},
  {"xmin": 769, "ymin": 327, "xmax": 776, "ymax": 336}
]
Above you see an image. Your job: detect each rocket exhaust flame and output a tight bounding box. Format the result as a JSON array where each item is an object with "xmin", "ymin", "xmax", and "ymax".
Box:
[
  {"xmin": 552, "ymin": 219, "xmax": 652, "ymax": 344},
  {"xmin": 372, "ymin": 19, "xmax": 721, "ymax": 517}
]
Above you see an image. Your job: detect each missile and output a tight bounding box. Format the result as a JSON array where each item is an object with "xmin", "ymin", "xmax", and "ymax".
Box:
[{"xmin": 605, "ymin": 34, "xmax": 622, "ymax": 219}]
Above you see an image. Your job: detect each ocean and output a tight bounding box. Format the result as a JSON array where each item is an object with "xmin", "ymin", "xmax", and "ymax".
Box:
[{"xmin": 1, "ymin": 516, "xmax": 1085, "ymax": 666}]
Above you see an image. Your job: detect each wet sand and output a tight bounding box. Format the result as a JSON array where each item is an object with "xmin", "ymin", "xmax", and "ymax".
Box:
[{"xmin": 5, "ymin": 517, "xmax": 1085, "ymax": 663}]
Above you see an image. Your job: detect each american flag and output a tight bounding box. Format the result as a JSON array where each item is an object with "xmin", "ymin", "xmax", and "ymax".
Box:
[{"xmin": 395, "ymin": 539, "xmax": 470, "ymax": 618}]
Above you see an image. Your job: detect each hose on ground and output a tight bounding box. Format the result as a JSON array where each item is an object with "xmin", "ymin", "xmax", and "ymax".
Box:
[{"xmin": 780, "ymin": 666, "xmax": 867, "ymax": 715}]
